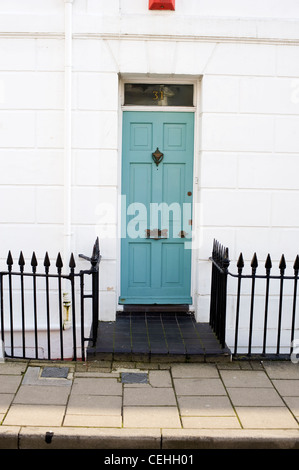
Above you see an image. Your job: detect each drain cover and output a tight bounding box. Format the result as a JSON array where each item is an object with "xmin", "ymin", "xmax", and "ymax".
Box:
[
  {"xmin": 121, "ymin": 372, "xmax": 148, "ymax": 384},
  {"xmin": 41, "ymin": 367, "xmax": 69, "ymax": 379}
]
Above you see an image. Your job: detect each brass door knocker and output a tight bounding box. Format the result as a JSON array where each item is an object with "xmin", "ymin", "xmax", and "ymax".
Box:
[{"xmin": 152, "ymin": 147, "xmax": 164, "ymax": 166}]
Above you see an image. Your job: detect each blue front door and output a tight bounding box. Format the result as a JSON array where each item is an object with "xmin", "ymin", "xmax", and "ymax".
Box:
[{"xmin": 120, "ymin": 111, "xmax": 194, "ymax": 305}]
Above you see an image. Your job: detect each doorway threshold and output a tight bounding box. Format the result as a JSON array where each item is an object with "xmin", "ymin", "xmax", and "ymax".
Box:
[
  {"xmin": 123, "ymin": 305, "xmax": 190, "ymax": 313},
  {"xmin": 87, "ymin": 312, "xmax": 231, "ymax": 363}
]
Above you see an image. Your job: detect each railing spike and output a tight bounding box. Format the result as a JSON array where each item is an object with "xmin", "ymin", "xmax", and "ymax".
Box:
[
  {"xmin": 251, "ymin": 252, "xmax": 258, "ymax": 269},
  {"xmin": 92, "ymin": 237, "xmax": 100, "ymax": 259},
  {"xmin": 237, "ymin": 253, "xmax": 244, "ymax": 269},
  {"xmin": 6, "ymin": 250, "xmax": 13, "ymax": 266},
  {"xmin": 18, "ymin": 251, "xmax": 25, "ymax": 267},
  {"xmin": 69, "ymin": 253, "xmax": 76, "ymax": 269},
  {"xmin": 279, "ymin": 254, "xmax": 286, "ymax": 272},
  {"xmin": 31, "ymin": 252, "xmax": 38, "ymax": 267},
  {"xmin": 56, "ymin": 252, "xmax": 63, "ymax": 269},
  {"xmin": 44, "ymin": 252, "xmax": 50, "ymax": 268},
  {"xmin": 265, "ymin": 253, "xmax": 272, "ymax": 271},
  {"xmin": 293, "ymin": 255, "xmax": 299, "ymax": 272}
]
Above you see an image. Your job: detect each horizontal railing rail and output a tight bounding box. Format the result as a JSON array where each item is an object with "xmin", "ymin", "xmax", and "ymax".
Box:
[
  {"xmin": 209, "ymin": 239, "xmax": 299, "ymax": 358},
  {"xmin": 0, "ymin": 238, "xmax": 101, "ymax": 362}
]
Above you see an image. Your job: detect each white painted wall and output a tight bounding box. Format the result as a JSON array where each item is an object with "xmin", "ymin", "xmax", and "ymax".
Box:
[{"xmin": 0, "ymin": 0, "xmax": 299, "ymax": 355}]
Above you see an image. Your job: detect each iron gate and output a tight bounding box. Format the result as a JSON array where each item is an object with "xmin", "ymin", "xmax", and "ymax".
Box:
[{"xmin": 0, "ymin": 239, "xmax": 101, "ymax": 362}]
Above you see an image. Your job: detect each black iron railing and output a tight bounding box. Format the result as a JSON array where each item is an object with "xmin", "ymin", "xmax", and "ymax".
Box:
[
  {"xmin": 210, "ymin": 240, "xmax": 299, "ymax": 358},
  {"xmin": 0, "ymin": 238, "xmax": 101, "ymax": 362}
]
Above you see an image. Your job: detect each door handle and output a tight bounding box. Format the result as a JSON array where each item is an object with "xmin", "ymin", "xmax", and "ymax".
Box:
[{"xmin": 145, "ymin": 229, "xmax": 168, "ymax": 240}]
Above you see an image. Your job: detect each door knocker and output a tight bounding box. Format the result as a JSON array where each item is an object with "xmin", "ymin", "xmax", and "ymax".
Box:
[{"xmin": 152, "ymin": 147, "xmax": 164, "ymax": 167}]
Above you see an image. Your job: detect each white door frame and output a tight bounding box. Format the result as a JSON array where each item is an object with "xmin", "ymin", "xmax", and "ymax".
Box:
[{"xmin": 116, "ymin": 75, "xmax": 202, "ymax": 317}]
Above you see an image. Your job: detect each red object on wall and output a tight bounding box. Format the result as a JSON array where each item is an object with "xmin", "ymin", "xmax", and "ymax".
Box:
[{"xmin": 149, "ymin": 0, "xmax": 175, "ymax": 10}]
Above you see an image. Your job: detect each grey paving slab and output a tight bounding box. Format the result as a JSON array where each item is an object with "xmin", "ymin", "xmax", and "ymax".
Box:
[
  {"xmin": 174, "ymin": 378, "xmax": 226, "ymax": 396},
  {"xmin": 178, "ymin": 395, "xmax": 235, "ymax": 416},
  {"xmin": 123, "ymin": 406, "xmax": 181, "ymax": 429},
  {"xmin": 235, "ymin": 407, "xmax": 299, "ymax": 429},
  {"xmin": 63, "ymin": 414, "xmax": 122, "ymax": 428},
  {"xmin": 3, "ymin": 404, "xmax": 66, "ymax": 427},
  {"xmin": 171, "ymin": 364, "xmax": 219, "ymax": 378},
  {"xmin": 0, "ymin": 394, "xmax": 15, "ymax": 414},
  {"xmin": 0, "ymin": 362, "xmax": 27, "ymax": 375},
  {"xmin": 181, "ymin": 416, "xmax": 241, "ymax": 429},
  {"xmin": 0, "ymin": 375, "xmax": 22, "ymax": 393},
  {"xmin": 283, "ymin": 397, "xmax": 299, "ymax": 417},
  {"xmin": 263, "ymin": 362, "xmax": 299, "ymax": 379},
  {"xmin": 220, "ymin": 370, "xmax": 273, "ymax": 388},
  {"xmin": 22, "ymin": 367, "xmax": 72, "ymax": 387},
  {"xmin": 272, "ymin": 379, "xmax": 299, "ymax": 397},
  {"xmin": 227, "ymin": 387, "xmax": 285, "ymax": 407},
  {"xmin": 74, "ymin": 371, "xmax": 119, "ymax": 378},
  {"xmin": 149, "ymin": 370, "xmax": 172, "ymax": 387},
  {"xmin": 124, "ymin": 387, "xmax": 177, "ymax": 406},
  {"xmin": 66, "ymin": 394, "xmax": 122, "ymax": 416},
  {"xmin": 71, "ymin": 378, "xmax": 122, "ymax": 396},
  {"xmin": 13, "ymin": 385, "xmax": 70, "ymax": 405}
]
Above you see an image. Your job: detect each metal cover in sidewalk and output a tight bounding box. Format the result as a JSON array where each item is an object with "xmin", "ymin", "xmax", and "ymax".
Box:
[
  {"xmin": 41, "ymin": 367, "xmax": 69, "ymax": 379},
  {"xmin": 121, "ymin": 372, "xmax": 148, "ymax": 384}
]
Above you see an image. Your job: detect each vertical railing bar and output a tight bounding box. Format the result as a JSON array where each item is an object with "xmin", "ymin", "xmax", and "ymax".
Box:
[
  {"xmin": 91, "ymin": 268, "xmax": 99, "ymax": 347},
  {"xmin": 220, "ymin": 248, "xmax": 229, "ymax": 348},
  {"xmin": 209, "ymin": 240, "xmax": 217, "ymax": 331},
  {"xmin": 91, "ymin": 239, "xmax": 100, "ymax": 346},
  {"xmin": 234, "ymin": 254, "xmax": 244, "ymax": 356},
  {"xmin": 7, "ymin": 253, "xmax": 14, "ymax": 357},
  {"xmin": 277, "ymin": 277, "xmax": 284, "ymax": 355},
  {"xmin": 0, "ymin": 274, "xmax": 4, "ymax": 350},
  {"xmin": 234, "ymin": 276, "xmax": 241, "ymax": 356},
  {"xmin": 69, "ymin": 254, "xmax": 77, "ymax": 361},
  {"xmin": 31, "ymin": 252, "xmax": 38, "ymax": 360},
  {"xmin": 44, "ymin": 253, "xmax": 51, "ymax": 360},
  {"xmin": 215, "ymin": 264, "xmax": 220, "ymax": 339},
  {"xmin": 248, "ymin": 281, "xmax": 255, "ymax": 356},
  {"xmin": 262, "ymin": 276, "xmax": 270, "ymax": 355},
  {"xmin": 290, "ymin": 256, "xmax": 299, "ymax": 356},
  {"xmin": 277, "ymin": 255, "xmax": 286, "ymax": 356},
  {"xmin": 209, "ymin": 242, "xmax": 229, "ymax": 349},
  {"xmin": 248, "ymin": 253, "xmax": 258, "ymax": 357},
  {"xmin": 214, "ymin": 243, "xmax": 221, "ymax": 339},
  {"xmin": 45, "ymin": 274, "xmax": 51, "ymax": 360},
  {"xmin": 56, "ymin": 253, "xmax": 64, "ymax": 361},
  {"xmin": 290, "ymin": 275, "xmax": 298, "ymax": 355},
  {"xmin": 263, "ymin": 254, "xmax": 272, "ymax": 356},
  {"xmin": 80, "ymin": 272, "xmax": 85, "ymax": 362},
  {"xmin": 19, "ymin": 252, "xmax": 26, "ymax": 359}
]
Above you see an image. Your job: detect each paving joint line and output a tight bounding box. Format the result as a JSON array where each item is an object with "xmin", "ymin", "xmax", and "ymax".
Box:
[{"xmin": 216, "ymin": 362, "xmax": 244, "ymax": 429}]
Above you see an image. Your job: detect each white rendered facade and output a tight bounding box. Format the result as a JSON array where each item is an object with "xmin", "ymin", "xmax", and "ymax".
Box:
[{"xmin": 1, "ymin": 0, "xmax": 299, "ymax": 355}]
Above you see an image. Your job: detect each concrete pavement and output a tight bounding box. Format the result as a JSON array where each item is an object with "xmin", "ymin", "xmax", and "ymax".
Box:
[{"xmin": 1, "ymin": 358, "xmax": 299, "ymax": 449}]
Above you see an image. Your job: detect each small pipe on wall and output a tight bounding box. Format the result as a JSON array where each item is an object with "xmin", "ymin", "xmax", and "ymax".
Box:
[
  {"xmin": 63, "ymin": 0, "xmax": 74, "ymax": 268},
  {"xmin": 63, "ymin": 0, "xmax": 74, "ymax": 324}
]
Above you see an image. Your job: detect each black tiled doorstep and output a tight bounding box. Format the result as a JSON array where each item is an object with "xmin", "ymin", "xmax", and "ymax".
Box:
[{"xmin": 89, "ymin": 312, "xmax": 230, "ymax": 359}]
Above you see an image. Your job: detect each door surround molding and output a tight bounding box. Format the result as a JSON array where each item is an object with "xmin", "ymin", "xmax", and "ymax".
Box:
[{"xmin": 116, "ymin": 75, "xmax": 202, "ymax": 315}]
